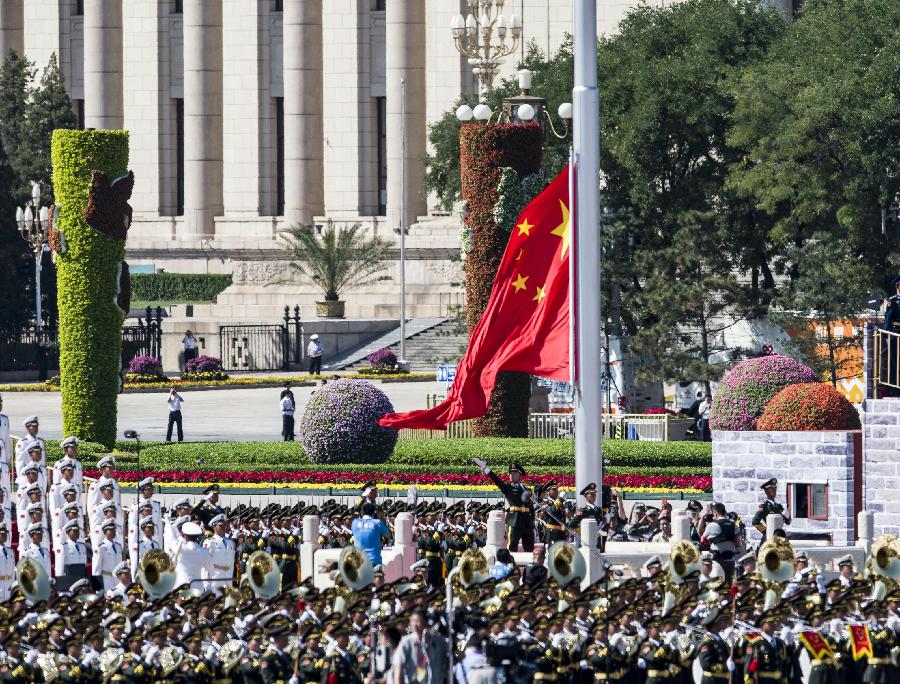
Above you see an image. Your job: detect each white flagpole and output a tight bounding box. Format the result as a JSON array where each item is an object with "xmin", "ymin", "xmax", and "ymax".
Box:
[{"xmin": 573, "ymin": 0, "xmax": 602, "ymax": 506}]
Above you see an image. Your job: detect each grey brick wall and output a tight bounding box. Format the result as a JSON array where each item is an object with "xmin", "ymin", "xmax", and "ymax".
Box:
[
  {"xmin": 863, "ymin": 398, "xmax": 900, "ymax": 535},
  {"xmin": 713, "ymin": 430, "xmax": 856, "ymax": 545}
]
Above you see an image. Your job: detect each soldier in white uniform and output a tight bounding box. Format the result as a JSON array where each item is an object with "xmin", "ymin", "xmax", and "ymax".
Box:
[
  {"xmin": 55, "ymin": 519, "xmax": 88, "ymax": 591},
  {"xmin": 92, "ymin": 500, "xmax": 124, "ymax": 549},
  {"xmin": 131, "ymin": 516, "xmax": 162, "ymax": 576},
  {"xmin": 127, "ymin": 477, "xmax": 163, "ymax": 549},
  {"xmin": 13, "ymin": 416, "xmax": 44, "ymax": 474},
  {"xmin": 0, "ymin": 395, "xmax": 11, "ymax": 496},
  {"xmin": 52, "ymin": 437, "xmax": 84, "ymax": 489},
  {"xmin": 53, "ymin": 501, "xmax": 84, "ymax": 549},
  {"xmin": 164, "ymin": 498, "xmax": 194, "ymax": 550},
  {"xmin": 0, "ymin": 486, "xmax": 11, "ymax": 528},
  {"xmin": 22, "ymin": 524, "xmax": 51, "ymax": 576},
  {"xmin": 174, "ymin": 521, "xmax": 212, "ymax": 591},
  {"xmin": 109, "ymin": 562, "xmax": 132, "ymax": 600},
  {"xmin": 20, "ymin": 502, "xmax": 50, "ymax": 550},
  {"xmin": 89, "ymin": 478, "xmax": 119, "ymax": 527},
  {"xmin": 202, "ymin": 514, "xmax": 235, "ymax": 595},
  {"xmin": 0, "ymin": 524, "xmax": 14, "ymax": 602},
  {"xmin": 87, "ymin": 457, "xmax": 120, "ymax": 508},
  {"xmin": 92, "ymin": 520, "xmax": 123, "ymax": 593},
  {"xmin": 16, "ymin": 481, "xmax": 44, "ymax": 543},
  {"xmin": 15, "ymin": 447, "xmax": 47, "ymax": 492},
  {"xmin": 49, "ymin": 461, "xmax": 82, "ymax": 511}
]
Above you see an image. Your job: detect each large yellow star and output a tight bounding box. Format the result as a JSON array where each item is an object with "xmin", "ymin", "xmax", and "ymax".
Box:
[
  {"xmin": 532, "ymin": 286, "xmax": 546, "ymax": 302},
  {"xmin": 550, "ymin": 200, "xmax": 571, "ymax": 259},
  {"xmin": 511, "ymin": 273, "xmax": 529, "ymax": 293},
  {"xmin": 517, "ymin": 218, "xmax": 534, "ymax": 236}
]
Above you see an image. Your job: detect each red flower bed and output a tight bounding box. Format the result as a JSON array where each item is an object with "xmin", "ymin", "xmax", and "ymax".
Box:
[{"xmin": 757, "ymin": 382, "xmax": 861, "ymax": 431}]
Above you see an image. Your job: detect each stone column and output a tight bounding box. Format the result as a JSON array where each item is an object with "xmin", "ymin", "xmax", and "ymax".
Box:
[
  {"xmin": 182, "ymin": 0, "xmax": 223, "ymax": 238},
  {"xmin": 393, "ymin": 512, "xmax": 416, "ymax": 578},
  {"xmin": 671, "ymin": 510, "xmax": 691, "ymax": 542},
  {"xmin": 483, "ymin": 509, "xmax": 506, "ymax": 562},
  {"xmin": 765, "ymin": 513, "xmax": 784, "ymax": 541},
  {"xmin": 0, "ymin": 0, "xmax": 23, "ymax": 59},
  {"xmin": 283, "ymin": 0, "xmax": 323, "ymax": 225},
  {"xmin": 385, "ymin": 0, "xmax": 426, "ymax": 229},
  {"xmin": 858, "ymin": 511, "xmax": 874, "ymax": 554},
  {"xmin": 300, "ymin": 514, "xmax": 321, "ymax": 581},
  {"xmin": 83, "ymin": 0, "xmax": 124, "ymax": 129},
  {"xmin": 579, "ymin": 519, "xmax": 604, "ymax": 590}
]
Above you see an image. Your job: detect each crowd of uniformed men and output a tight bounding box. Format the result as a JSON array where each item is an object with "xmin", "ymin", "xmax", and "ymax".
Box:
[{"xmin": 0, "ymin": 413, "xmax": 898, "ymax": 682}]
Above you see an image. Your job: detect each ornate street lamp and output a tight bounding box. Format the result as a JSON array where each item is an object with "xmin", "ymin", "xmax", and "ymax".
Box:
[
  {"xmin": 456, "ymin": 69, "xmax": 573, "ymax": 138},
  {"xmin": 16, "ymin": 181, "xmax": 50, "ymax": 331},
  {"xmin": 451, "ymin": 0, "xmax": 522, "ymax": 97}
]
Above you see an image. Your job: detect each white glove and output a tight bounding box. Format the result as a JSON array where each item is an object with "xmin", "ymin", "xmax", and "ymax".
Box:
[
  {"xmin": 145, "ymin": 646, "xmax": 160, "ymax": 662},
  {"xmin": 473, "ymin": 458, "xmax": 489, "ymax": 474},
  {"xmin": 637, "ymin": 658, "xmax": 647, "ymax": 670},
  {"xmin": 727, "ymin": 658, "xmax": 735, "ymax": 673},
  {"xmin": 288, "ymin": 677, "xmax": 299, "ymax": 684},
  {"xmin": 24, "ymin": 650, "xmax": 38, "ymax": 665}
]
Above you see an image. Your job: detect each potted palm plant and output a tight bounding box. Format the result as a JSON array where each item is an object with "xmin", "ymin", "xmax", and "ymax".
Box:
[{"xmin": 278, "ymin": 221, "xmax": 392, "ymax": 318}]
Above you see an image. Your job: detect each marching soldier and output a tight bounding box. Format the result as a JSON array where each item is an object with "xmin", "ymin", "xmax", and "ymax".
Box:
[
  {"xmin": 744, "ymin": 611, "xmax": 791, "ymax": 682},
  {"xmin": 202, "ymin": 514, "xmax": 235, "ymax": 595},
  {"xmin": 259, "ymin": 617, "xmax": 294, "ymax": 684},
  {"xmin": 13, "ymin": 416, "xmax": 44, "ymax": 474},
  {"xmin": 752, "ymin": 478, "xmax": 791, "ymax": 535},
  {"xmin": 0, "ymin": 524, "xmax": 13, "ymax": 602},
  {"xmin": 537, "ymin": 480, "xmax": 569, "ymax": 545},
  {"xmin": 55, "ymin": 519, "xmax": 88, "ymax": 591},
  {"xmin": 473, "ymin": 458, "xmax": 536, "ymax": 552}
]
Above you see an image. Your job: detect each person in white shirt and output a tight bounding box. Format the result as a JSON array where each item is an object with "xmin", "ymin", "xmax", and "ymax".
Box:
[
  {"xmin": 166, "ymin": 387, "xmax": 185, "ymax": 442},
  {"xmin": 90, "ymin": 479, "xmax": 120, "ymax": 527},
  {"xmin": 53, "ymin": 437, "xmax": 84, "ymax": 488},
  {"xmin": 13, "ymin": 416, "xmax": 44, "ymax": 474},
  {"xmin": 697, "ymin": 393, "xmax": 713, "ymax": 442},
  {"xmin": 92, "ymin": 520, "xmax": 123, "ymax": 593},
  {"xmin": 92, "ymin": 500, "xmax": 124, "ymax": 549},
  {"xmin": 23, "ymin": 524, "xmax": 51, "ymax": 576},
  {"xmin": 0, "ymin": 396, "xmax": 10, "ymax": 496},
  {"xmin": 109, "ymin": 563, "xmax": 133, "ymax": 600},
  {"xmin": 0, "ymin": 525, "xmax": 14, "ymax": 602},
  {"xmin": 131, "ymin": 517, "xmax": 162, "ymax": 576},
  {"xmin": 280, "ymin": 389, "xmax": 295, "ymax": 442},
  {"xmin": 87, "ymin": 457, "xmax": 120, "ymax": 508},
  {"xmin": 55, "ymin": 519, "xmax": 88, "ymax": 591},
  {"xmin": 164, "ymin": 499, "xmax": 193, "ymax": 550},
  {"xmin": 53, "ymin": 501, "xmax": 84, "ymax": 549},
  {"xmin": 202, "ymin": 514, "xmax": 235, "ymax": 595},
  {"xmin": 20, "ymin": 502, "xmax": 50, "ymax": 550},
  {"xmin": 174, "ymin": 521, "xmax": 212, "ymax": 590},
  {"xmin": 0, "ymin": 486, "xmax": 11, "ymax": 528},
  {"xmin": 307, "ymin": 334, "xmax": 323, "ymax": 375},
  {"xmin": 182, "ymin": 330, "xmax": 199, "ymax": 366},
  {"xmin": 127, "ymin": 477, "xmax": 163, "ymax": 549},
  {"xmin": 49, "ymin": 465, "xmax": 81, "ymax": 513},
  {"xmin": 166, "ymin": 515, "xmax": 192, "ymax": 555},
  {"xmin": 16, "ymin": 447, "xmax": 47, "ymax": 492}
]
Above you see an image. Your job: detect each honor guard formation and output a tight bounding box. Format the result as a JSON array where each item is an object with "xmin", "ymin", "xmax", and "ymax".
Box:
[{"xmin": 0, "ymin": 411, "xmax": 896, "ymax": 682}]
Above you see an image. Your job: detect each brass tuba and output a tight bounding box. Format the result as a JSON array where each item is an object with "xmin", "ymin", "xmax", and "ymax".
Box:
[
  {"xmin": 339, "ymin": 546, "xmax": 374, "ymax": 592},
  {"xmin": 668, "ymin": 540, "xmax": 701, "ymax": 585},
  {"xmin": 158, "ymin": 646, "xmax": 184, "ymax": 678},
  {"xmin": 457, "ymin": 548, "xmax": 490, "ymax": 589},
  {"xmin": 548, "ymin": 541, "xmax": 586, "ymax": 587},
  {"xmin": 36, "ymin": 653, "xmax": 59, "ymax": 684},
  {"xmin": 218, "ymin": 640, "xmax": 247, "ymax": 674},
  {"xmin": 246, "ymin": 551, "xmax": 281, "ymax": 599},
  {"xmin": 139, "ymin": 549, "xmax": 177, "ymax": 599},
  {"xmin": 757, "ymin": 538, "xmax": 796, "ymax": 584},
  {"xmin": 867, "ymin": 535, "xmax": 900, "ymax": 600},
  {"xmin": 16, "ymin": 557, "xmax": 50, "ymax": 604}
]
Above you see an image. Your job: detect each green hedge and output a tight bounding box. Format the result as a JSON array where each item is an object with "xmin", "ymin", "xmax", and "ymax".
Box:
[
  {"xmin": 50, "ymin": 438, "xmax": 712, "ymax": 473},
  {"xmin": 52, "ymin": 129, "xmax": 130, "ymax": 449},
  {"xmin": 131, "ymin": 273, "xmax": 232, "ymax": 303}
]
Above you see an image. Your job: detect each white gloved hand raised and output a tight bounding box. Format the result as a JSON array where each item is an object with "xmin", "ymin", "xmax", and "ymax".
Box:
[{"xmin": 472, "ymin": 458, "xmax": 490, "ymax": 474}]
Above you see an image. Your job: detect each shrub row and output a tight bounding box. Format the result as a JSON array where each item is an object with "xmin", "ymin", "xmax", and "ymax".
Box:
[
  {"xmin": 131, "ymin": 273, "xmax": 232, "ymax": 302},
  {"xmin": 46, "ymin": 438, "xmax": 712, "ymax": 472}
]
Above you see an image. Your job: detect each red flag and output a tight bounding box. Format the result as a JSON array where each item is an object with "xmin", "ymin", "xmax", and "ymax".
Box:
[{"xmin": 379, "ymin": 165, "xmax": 570, "ymax": 430}]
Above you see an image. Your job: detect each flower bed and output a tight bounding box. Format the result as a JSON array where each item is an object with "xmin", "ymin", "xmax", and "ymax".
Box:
[{"xmin": 85, "ymin": 469, "xmax": 711, "ymax": 493}]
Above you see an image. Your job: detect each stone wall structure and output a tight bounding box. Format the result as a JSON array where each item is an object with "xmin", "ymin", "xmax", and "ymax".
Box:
[
  {"xmin": 713, "ymin": 430, "xmax": 859, "ymax": 546},
  {"xmin": 862, "ymin": 397, "xmax": 900, "ymax": 535}
]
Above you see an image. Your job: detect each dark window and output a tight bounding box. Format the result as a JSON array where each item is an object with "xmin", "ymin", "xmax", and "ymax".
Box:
[
  {"xmin": 173, "ymin": 0, "xmax": 183, "ymax": 13},
  {"xmin": 376, "ymin": 96, "xmax": 386, "ymax": 216},
  {"xmin": 75, "ymin": 100, "xmax": 85, "ymax": 129},
  {"xmin": 275, "ymin": 97, "xmax": 284, "ymax": 216},
  {"xmin": 74, "ymin": 0, "xmax": 84, "ymax": 15},
  {"xmin": 788, "ymin": 483, "xmax": 828, "ymax": 520},
  {"xmin": 175, "ymin": 98, "xmax": 184, "ymax": 216},
  {"xmin": 274, "ymin": 0, "xmax": 284, "ymax": 10},
  {"xmin": 373, "ymin": 0, "xmax": 385, "ymax": 10}
]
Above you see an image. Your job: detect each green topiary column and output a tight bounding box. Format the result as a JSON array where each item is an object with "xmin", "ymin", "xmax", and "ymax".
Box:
[{"xmin": 51, "ymin": 129, "xmax": 133, "ymax": 449}]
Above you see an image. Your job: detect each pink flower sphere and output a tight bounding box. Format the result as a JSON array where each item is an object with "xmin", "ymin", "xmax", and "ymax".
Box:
[{"xmin": 709, "ymin": 355, "xmax": 816, "ymax": 431}]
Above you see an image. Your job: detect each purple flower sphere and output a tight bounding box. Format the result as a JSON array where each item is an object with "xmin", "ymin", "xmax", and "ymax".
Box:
[
  {"xmin": 709, "ymin": 355, "xmax": 816, "ymax": 431},
  {"xmin": 128, "ymin": 355, "xmax": 163, "ymax": 375},
  {"xmin": 299, "ymin": 378, "xmax": 398, "ymax": 464}
]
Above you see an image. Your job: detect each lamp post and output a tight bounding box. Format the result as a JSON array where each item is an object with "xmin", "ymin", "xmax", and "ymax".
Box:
[
  {"xmin": 16, "ymin": 181, "xmax": 50, "ymax": 331},
  {"xmin": 450, "ymin": 0, "xmax": 522, "ymax": 97},
  {"xmin": 124, "ymin": 429, "xmax": 142, "ymax": 569}
]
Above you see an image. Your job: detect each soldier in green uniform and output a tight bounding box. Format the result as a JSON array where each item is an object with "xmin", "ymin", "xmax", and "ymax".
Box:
[
  {"xmin": 297, "ymin": 631, "xmax": 324, "ymax": 683},
  {"xmin": 696, "ymin": 613, "xmax": 733, "ymax": 684},
  {"xmin": 639, "ymin": 617, "xmax": 675, "ymax": 684},
  {"xmin": 259, "ymin": 617, "xmax": 294, "ymax": 684},
  {"xmin": 236, "ymin": 630, "xmax": 265, "ymax": 684},
  {"xmin": 863, "ymin": 604, "xmax": 897, "ymax": 684},
  {"xmin": 537, "ymin": 480, "xmax": 569, "ymax": 545},
  {"xmin": 278, "ymin": 515, "xmax": 299, "ymax": 590},
  {"xmin": 525, "ymin": 619, "xmax": 561, "ymax": 682},
  {"xmin": 444, "ymin": 508, "xmax": 472, "ymax": 571},
  {"xmin": 568, "ymin": 483, "xmax": 605, "ymax": 548},
  {"xmin": 585, "ymin": 624, "xmax": 621, "ymax": 681},
  {"xmin": 744, "ymin": 611, "xmax": 790, "ymax": 683},
  {"xmin": 473, "ymin": 459, "xmax": 535, "ymax": 552},
  {"xmin": 751, "ymin": 478, "xmax": 791, "ymax": 535},
  {"xmin": 319, "ymin": 627, "xmax": 361, "ymax": 683},
  {"xmin": 120, "ymin": 629, "xmax": 156, "ymax": 684},
  {"xmin": 174, "ymin": 630, "xmax": 214, "ymax": 684},
  {"xmin": 0, "ymin": 633, "xmax": 34, "ymax": 684}
]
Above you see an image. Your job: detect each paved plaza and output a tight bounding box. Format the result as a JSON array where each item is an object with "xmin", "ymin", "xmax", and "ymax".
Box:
[{"xmin": 3, "ymin": 381, "xmax": 447, "ymax": 443}]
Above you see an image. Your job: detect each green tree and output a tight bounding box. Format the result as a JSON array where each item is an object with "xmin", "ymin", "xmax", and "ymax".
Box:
[
  {"xmin": 278, "ymin": 221, "xmax": 392, "ymax": 301},
  {"xmin": 598, "ymin": 0, "xmax": 785, "ymax": 388},
  {"xmin": 769, "ymin": 235, "xmax": 872, "ymax": 386}
]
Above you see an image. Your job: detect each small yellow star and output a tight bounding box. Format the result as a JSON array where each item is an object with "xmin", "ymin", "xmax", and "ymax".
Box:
[
  {"xmin": 532, "ymin": 286, "xmax": 546, "ymax": 302},
  {"xmin": 550, "ymin": 200, "xmax": 571, "ymax": 259},
  {"xmin": 511, "ymin": 273, "xmax": 529, "ymax": 293},
  {"xmin": 517, "ymin": 218, "xmax": 534, "ymax": 236}
]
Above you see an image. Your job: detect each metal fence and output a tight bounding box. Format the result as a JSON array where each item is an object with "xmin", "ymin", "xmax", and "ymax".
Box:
[
  {"xmin": 219, "ymin": 324, "xmax": 289, "ymax": 371},
  {"xmin": 0, "ymin": 327, "xmax": 59, "ymax": 374},
  {"xmin": 874, "ymin": 327, "xmax": 900, "ymax": 392},
  {"xmin": 121, "ymin": 307, "xmax": 163, "ymax": 366}
]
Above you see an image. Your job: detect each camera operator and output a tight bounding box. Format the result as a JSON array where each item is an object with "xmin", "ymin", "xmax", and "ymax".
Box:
[{"xmin": 700, "ymin": 502, "xmax": 738, "ymax": 581}]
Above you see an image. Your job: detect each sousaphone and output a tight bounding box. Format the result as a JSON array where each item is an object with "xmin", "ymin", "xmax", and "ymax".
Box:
[
  {"xmin": 139, "ymin": 549, "xmax": 177, "ymax": 599},
  {"xmin": 549, "ymin": 541, "xmax": 586, "ymax": 587},
  {"xmin": 16, "ymin": 557, "xmax": 50, "ymax": 604},
  {"xmin": 246, "ymin": 550, "xmax": 281, "ymax": 599},
  {"xmin": 339, "ymin": 546, "xmax": 374, "ymax": 592},
  {"xmin": 757, "ymin": 537, "xmax": 795, "ymax": 610},
  {"xmin": 867, "ymin": 535, "xmax": 900, "ymax": 600}
]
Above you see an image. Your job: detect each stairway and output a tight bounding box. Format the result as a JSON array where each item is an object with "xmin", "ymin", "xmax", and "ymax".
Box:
[{"xmin": 340, "ymin": 319, "xmax": 468, "ymax": 373}]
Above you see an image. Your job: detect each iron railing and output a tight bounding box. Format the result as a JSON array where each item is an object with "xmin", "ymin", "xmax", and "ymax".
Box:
[{"xmin": 874, "ymin": 328, "xmax": 900, "ymax": 392}]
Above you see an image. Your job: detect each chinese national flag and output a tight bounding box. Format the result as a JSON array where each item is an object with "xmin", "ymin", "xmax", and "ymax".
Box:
[{"xmin": 379, "ymin": 165, "xmax": 570, "ymax": 430}]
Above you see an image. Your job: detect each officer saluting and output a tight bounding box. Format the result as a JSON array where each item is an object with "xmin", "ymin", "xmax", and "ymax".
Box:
[
  {"xmin": 473, "ymin": 458, "xmax": 535, "ymax": 552},
  {"xmin": 751, "ymin": 478, "xmax": 791, "ymax": 534}
]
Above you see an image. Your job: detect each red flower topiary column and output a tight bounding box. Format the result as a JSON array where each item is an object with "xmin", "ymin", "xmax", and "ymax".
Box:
[{"xmin": 460, "ymin": 122, "xmax": 543, "ymax": 437}]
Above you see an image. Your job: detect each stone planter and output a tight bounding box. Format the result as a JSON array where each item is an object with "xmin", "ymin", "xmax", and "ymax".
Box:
[{"xmin": 316, "ymin": 300, "xmax": 345, "ymax": 318}]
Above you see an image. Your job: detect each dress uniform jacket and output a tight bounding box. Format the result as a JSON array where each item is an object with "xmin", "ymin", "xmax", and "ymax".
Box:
[
  {"xmin": 51, "ymin": 457, "xmax": 84, "ymax": 489},
  {"xmin": 640, "ymin": 639, "xmax": 675, "ymax": 684},
  {"xmin": 745, "ymin": 635, "xmax": 790, "ymax": 683},
  {"xmin": 23, "ymin": 542, "xmax": 51, "ymax": 576},
  {"xmin": 864, "ymin": 625, "xmax": 898, "ymax": 684},
  {"xmin": 128, "ymin": 500, "xmax": 163, "ymax": 548},
  {"xmin": 91, "ymin": 519, "xmax": 124, "ymax": 550},
  {"xmin": 202, "ymin": 533, "xmax": 235, "ymax": 594},
  {"xmin": 174, "ymin": 654, "xmax": 213, "ymax": 684},
  {"xmin": 0, "ymin": 656, "xmax": 35, "ymax": 684},
  {"xmin": 0, "ymin": 544, "xmax": 14, "ymax": 602},
  {"xmin": 49, "ymin": 481, "xmax": 83, "ymax": 515},
  {"xmin": 89, "ymin": 497, "xmax": 120, "ymax": 528},
  {"xmin": 697, "ymin": 633, "xmax": 731, "ymax": 684},
  {"xmin": 92, "ymin": 538, "xmax": 123, "ymax": 592},
  {"xmin": 259, "ymin": 647, "xmax": 293, "ymax": 684},
  {"xmin": 174, "ymin": 541, "xmax": 213, "ymax": 590},
  {"xmin": 55, "ymin": 536, "xmax": 88, "ymax": 588},
  {"xmin": 485, "ymin": 471, "xmax": 534, "ymax": 532},
  {"xmin": 13, "ymin": 434, "xmax": 44, "ymax": 473},
  {"xmin": 540, "ymin": 497, "xmax": 569, "ymax": 544},
  {"xmin": 87, "ymin": 479, "xmax": 120, "ymax": 510}
]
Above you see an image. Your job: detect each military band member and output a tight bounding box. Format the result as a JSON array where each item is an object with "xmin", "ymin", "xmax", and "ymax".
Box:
[
  {"xmin": 259, "ymin": 617, "xmax": 294, "ymax": 684},
  {"xmin": 87, "ymin": 456, "xmax": 120, "ymax": 508},
  {"xmin": 474, "ymin": 458, "xmax": 536, "ymax": 552},
  {"xmin": 93, "ymin": 519, "xmax": 124, "ymax": 593},
  {"xmin": 55, "ymin": 518, "xmax": 88, "ymax": 591},
  {"xmin": 128, "ymin": 477, "xmax": 163, "ymax": 549},
  {"xmin": 537, "ymin": 480, "xmax": 568, "ymax": 545},
  {"xmin": 751, "ymin": 478, "xmax": 791, "ymax": 535},
  {"xmin": 110, "ymin": 562, "xmax": 133, "ymax": 600},
  {"xmin": 0, "ymin": 396, "xmax": 10, "ymax": 495},
  {"xmin": 13, "ymin": 415, "xmax": 44, "ymax": 474},
  {"xmin": 22, "ymin": 523, "xmax": 51, "ymax": 575},
  {"xmin": 745, "ymin": 611, "xmax": 791, "ymax": 682},
  {"xmin": 53, "ymin": 436, "xmax": 84, "ymax": 488},
  {"xmin": 202, "ymin": 514, "xmax": 235, "ymax": 594},
  {"xmin": 89, "ymin": 478, "xmax": 120, "ymax": 527},
  {"xmin": 0, "ymin": 524, "xmax": 13, "ymax": 602}
]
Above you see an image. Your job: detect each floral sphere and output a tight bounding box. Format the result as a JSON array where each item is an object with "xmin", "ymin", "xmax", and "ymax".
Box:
[
  {"xmin": 709, "ymin": 355, "xmax": 816, "ymax": 431},
  {"xmin": 299, "ymin": 378, "xmax": 398, "ymax": 465},
  {"xmin": 757, "ymin": 383, "xmax": 861, "ymax": 431}
]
